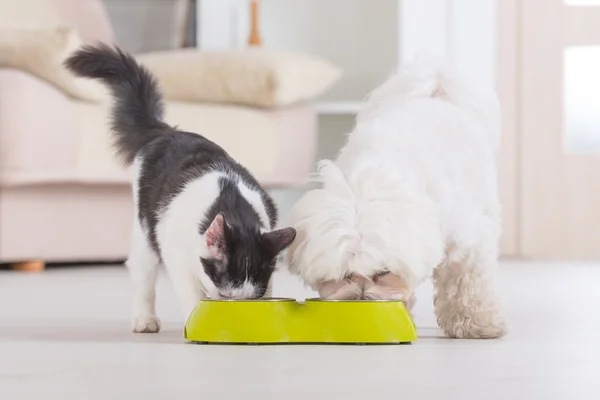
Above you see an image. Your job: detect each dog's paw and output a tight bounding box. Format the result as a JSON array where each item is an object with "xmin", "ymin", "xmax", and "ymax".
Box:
[
  {"xmin": 363, "ymin": 285, "xmax": 405, "ymax": 301},
  {"xmin": 364, "ymin": 273, "xmax": 412, "ymax": 302},
  {"xmin": 439, "ymin": 313, "xmax": 508, "ymax": 339},
  {"xmin": 132, "ymin": 315, "xmax": 161, "ymax": 333},
  {"xmin": 316, "ymin": 277, "xmax": 364, "ymax": 300}
]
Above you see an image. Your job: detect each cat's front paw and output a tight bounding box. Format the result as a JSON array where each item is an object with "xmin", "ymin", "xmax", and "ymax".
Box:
[{"xmin": 132, "ymin": 315, "xmax": 161, "ymax": 333}]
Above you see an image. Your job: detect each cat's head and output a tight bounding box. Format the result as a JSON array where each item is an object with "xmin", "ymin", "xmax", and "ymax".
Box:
[{"xmin": 199, "ymin": 213, "xmax": 296, "ymax": 299}]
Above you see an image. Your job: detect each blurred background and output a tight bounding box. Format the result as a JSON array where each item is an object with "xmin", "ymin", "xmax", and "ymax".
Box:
[
  {"xmin": 0, "ymin": 0, "xmax": 598, "ymax": 269},
  {"xmin": 2, "ymin": 2, "xmax": 600, "ymax": 397}
]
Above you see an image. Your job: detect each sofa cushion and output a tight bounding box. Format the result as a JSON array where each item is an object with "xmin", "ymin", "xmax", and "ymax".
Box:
[
  {"xmin": 137, "ymin": 48, "xmax": 342, "ymax": 108},
  {"xmin": 51, "ymin": 0, "xmax": 115, "ymax": 44},
  {"xmin": 75, "ymin": 102, "xmax": 318, "ymax": 187},
  {"xmin": 0, "ymin": 26, "xmax": 106, "ymax": 102},
  {"xmin": 0, "ymin": 88, "xmax": 317, "ymax": 188},
  {"xmin": 0, "ymin": 0, "xmax": 114, "ymax": 44}
]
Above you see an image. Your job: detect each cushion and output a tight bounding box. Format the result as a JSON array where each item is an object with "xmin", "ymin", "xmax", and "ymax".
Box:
[
  {"xmin": 0, "ymin": 0, "xmax": 62, "ymax": 27},
  {"xmin": 0, "ymin": 0, "xmax": 114, "ymax": 44},
  {"xmin": 136, "ymin": 48, "xmax": 342, "ymax": 108},
  {"xmin": 51, "ymin": 0, "xmax": 115, "ymax": 44},
  {"xmin": 0, "ymin": 26, "xmax": 105, "ymax": 102}
]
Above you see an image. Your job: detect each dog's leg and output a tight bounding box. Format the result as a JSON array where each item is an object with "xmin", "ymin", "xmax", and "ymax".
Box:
[
  {"xmin": 127, "ymin": 220, "xmax": 162, "ymax": 333},
  {"xmin": 433, "ymin": 249, "xmax": 507, "ymax": 339}
]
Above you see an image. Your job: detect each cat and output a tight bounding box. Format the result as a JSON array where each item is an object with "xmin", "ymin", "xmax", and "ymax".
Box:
[{"xmin": 65, "ymin": 44, "xmax": 296, "ymax": 333}]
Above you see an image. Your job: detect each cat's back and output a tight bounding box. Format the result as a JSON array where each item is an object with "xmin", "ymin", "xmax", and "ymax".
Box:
[{"xmin": 134, "ymin": 130, "xmax": 276, "ymax": 253}]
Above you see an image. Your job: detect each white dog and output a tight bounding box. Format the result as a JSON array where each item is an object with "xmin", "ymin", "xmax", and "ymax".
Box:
[{"xmin": 287, "ymin": 56, "xmax": 507, "ymax": 339}]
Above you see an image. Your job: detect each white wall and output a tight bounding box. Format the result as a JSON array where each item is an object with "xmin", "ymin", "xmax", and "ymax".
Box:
[
  {"xmin": 266, "ymin": 0, "xmax": 499, "ymax": 223},
  {"xmin": 197, "ymin": 0, "xmax": 498, "ymax": 95},
  {"xmin": 259, "ymin": 0, "xmax": 399, "ymax": 102},
  {"xmin": 448, "ymin": 0, "xmax": 497, "ymax": 84},
  {"xmin": 103, "ymin": 0, "xmax": 187, "ymax": 53}
]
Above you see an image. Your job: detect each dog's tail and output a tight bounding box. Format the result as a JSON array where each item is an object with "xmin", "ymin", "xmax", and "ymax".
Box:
[
  {"xmin": 64, "ymin": 44, "xmax": 170, "ymax": 165},
  {"xmin": 286, "ymin": 159, "xmax": 444, "ymax": 290},
  {"xmin": 360, "ymin": 53, "xmax": 501, "ymax": 149}
]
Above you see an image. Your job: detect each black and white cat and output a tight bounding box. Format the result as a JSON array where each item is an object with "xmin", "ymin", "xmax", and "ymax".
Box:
[{"xmin": 66, "ymin": 45, "xmax": 296, "ymax": 333}]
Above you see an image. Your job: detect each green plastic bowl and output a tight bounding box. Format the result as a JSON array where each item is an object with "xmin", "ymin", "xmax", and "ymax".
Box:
[{"xmin": 184, "ymin": 298, "xmax": 417, "ymax": 344}]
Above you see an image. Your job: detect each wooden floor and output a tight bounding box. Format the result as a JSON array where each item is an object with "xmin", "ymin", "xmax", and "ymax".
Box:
[{"xmin": 0, "ymin": 262, "xmax": 599, "ymax": 399}]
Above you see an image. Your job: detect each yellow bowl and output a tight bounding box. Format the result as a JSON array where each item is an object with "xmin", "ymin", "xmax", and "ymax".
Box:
[{"xmin": 184, "ymin": 298, "xmax": 417, "ymax": 344}]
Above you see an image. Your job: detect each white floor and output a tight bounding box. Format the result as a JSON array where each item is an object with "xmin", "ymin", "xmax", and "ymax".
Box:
[{"xmin": 1, "ymin": 262, "xmax": 599, "ymax": 399}]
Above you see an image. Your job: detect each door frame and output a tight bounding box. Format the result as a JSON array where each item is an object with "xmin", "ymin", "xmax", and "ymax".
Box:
[
  {"xmin": 496, "ymin": 0, "xmax": 520, "ymax": 256},
  {"xmin": 450, "ymin": 0, "xmax": 519, "ymax": 257},
  {"xmin": 402, "ymin": 0, "xmax": 520, "ymax": 257}
]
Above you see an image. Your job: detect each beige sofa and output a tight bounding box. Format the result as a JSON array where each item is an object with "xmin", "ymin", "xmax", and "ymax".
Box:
[{"xmin": 0, "ymin": 0, "xmax": 320, "ymax": 267}]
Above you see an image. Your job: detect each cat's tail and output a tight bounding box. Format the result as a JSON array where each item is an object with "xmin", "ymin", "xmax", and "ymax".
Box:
[{"xmin": 64, "ymin": 44, "xmax": 170, "ymax": 165}]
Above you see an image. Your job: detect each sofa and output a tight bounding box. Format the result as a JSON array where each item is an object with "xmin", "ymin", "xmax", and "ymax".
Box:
[{"xmin": 0, "ymin": 0, "xmax": 338, "ymax": 269}]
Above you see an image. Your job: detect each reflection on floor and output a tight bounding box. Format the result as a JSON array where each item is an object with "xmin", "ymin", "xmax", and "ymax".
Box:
[{"xmin": 1, "ymin": 261, "xmax": 599, "ymax": 399}]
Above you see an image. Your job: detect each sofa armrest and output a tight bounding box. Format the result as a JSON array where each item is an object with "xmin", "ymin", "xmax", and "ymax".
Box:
[{"xmin": 0, "ymin": 69, "xmax": 79, "ymax": 186}]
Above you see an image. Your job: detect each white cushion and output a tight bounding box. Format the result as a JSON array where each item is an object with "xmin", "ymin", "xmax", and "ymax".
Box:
[
  {"xmin": 0, "ymin": 26, "xmax": 105, "ymax": 102},
  {"xmin": 137, "ymin": 48, "xmax": 342, "ymax": 108}
]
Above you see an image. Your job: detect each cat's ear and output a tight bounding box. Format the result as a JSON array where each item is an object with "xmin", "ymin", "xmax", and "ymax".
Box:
[
  {"xmin": 205, "ymin": 213, "xmax": 226, "ymax": 259},
  {"xmin": 264, "ymin": 227, "xmax": 297, "ymax": 254}
]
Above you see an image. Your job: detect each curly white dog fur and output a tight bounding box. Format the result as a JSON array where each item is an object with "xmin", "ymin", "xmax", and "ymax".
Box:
[{"xmin": 286, "ymin": 55, "xmax": 507, "ymax": 339}]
